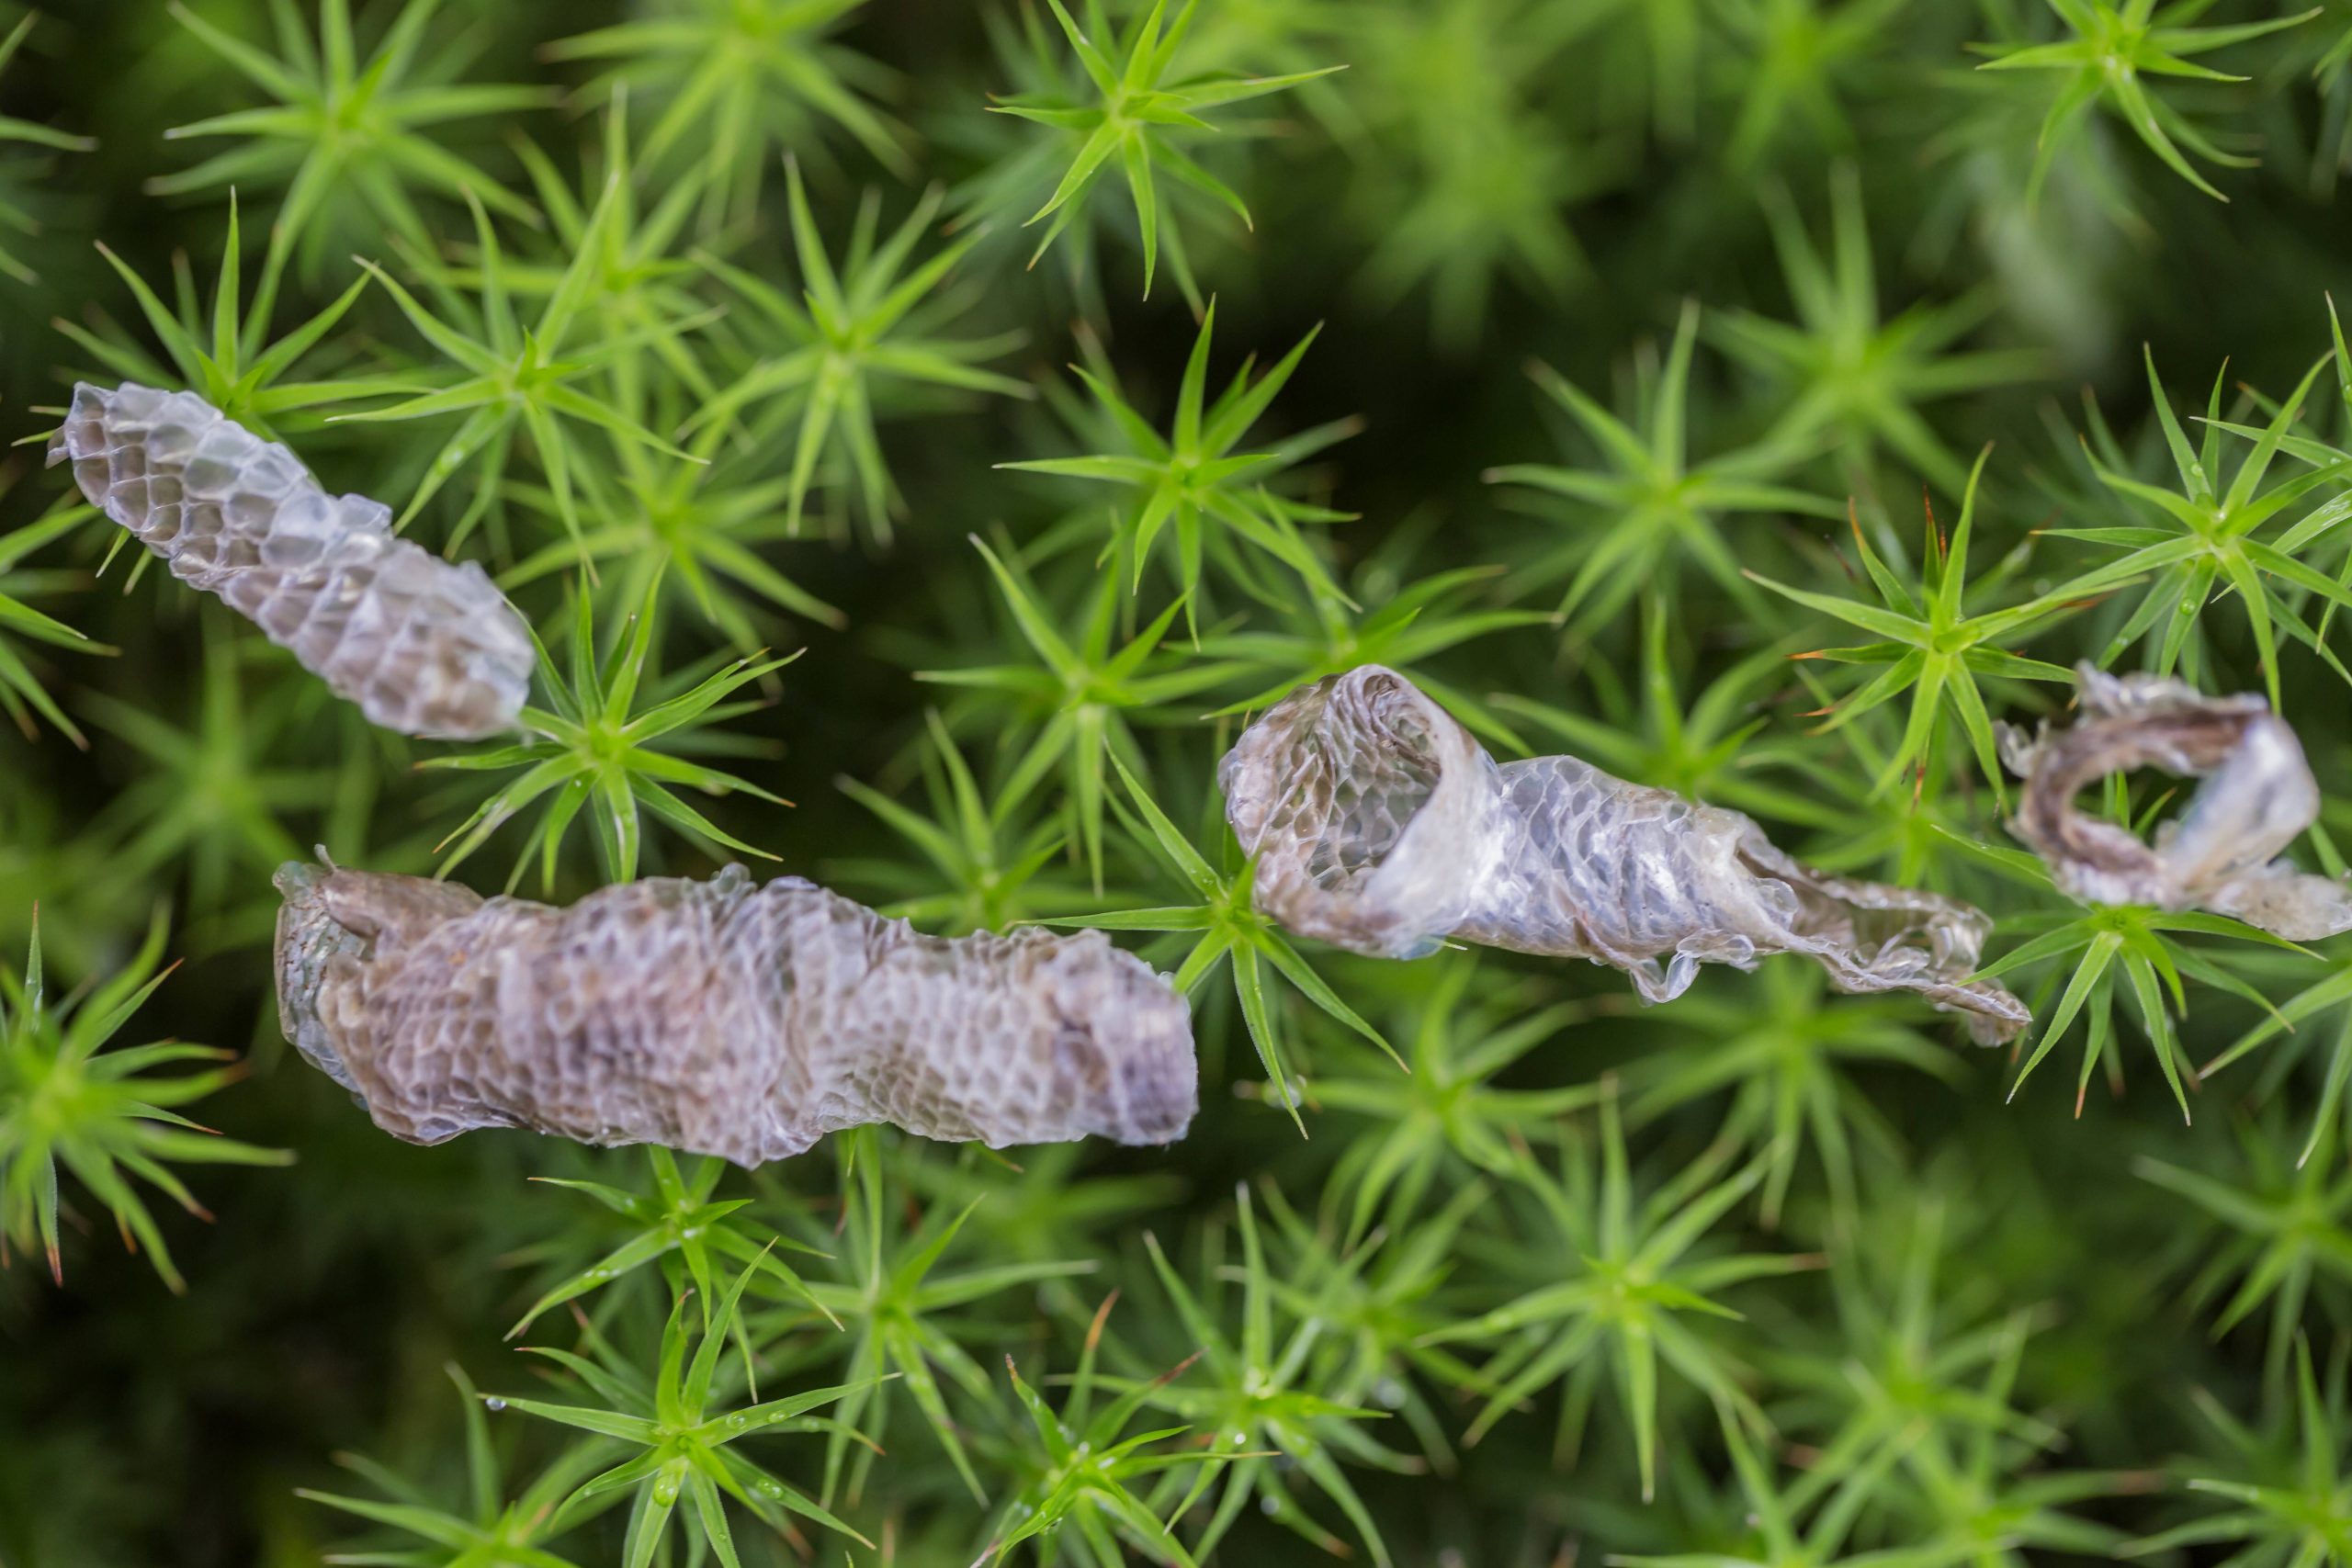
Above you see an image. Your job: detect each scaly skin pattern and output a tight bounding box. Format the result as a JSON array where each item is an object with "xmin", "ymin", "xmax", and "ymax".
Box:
[
  {"xmin": 48, "ymin": 381, "xmax": 533, "ymax": 740},
  {"xmin": 1220, "ymin": 665, "xmax": 2030, "ymax": 1044},
  {"xmin": 1998, "ymin": 663, "xmax": 2352, "ymax": 940},
  {"xmin": 273, "ymin": 863, "xmax": 1198, "ymax": 1164}
]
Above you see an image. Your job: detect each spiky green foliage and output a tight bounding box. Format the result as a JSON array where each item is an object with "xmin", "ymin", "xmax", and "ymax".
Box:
[
  {"xmin": 1614, "ymin": 1402, "xmax": 1940, "ymax": 1568},
  {"xmin": 340, "ymin": 186, "xmax": 702, "ymax": 550},
  {"xmin": 0, "ymin": 502, "xmax": 102, "ymax": 745},
  {"xmin": 832, "ymin": 708, "xmax": 1091, "ymax": 932},
  {"xmin": 0, "ymin": 14, "xmax": 92, "ymax": 286},
  {"xmin": 1756, "ymin": 1191, "xmax": 2127, "ymax": 1561},
  {"xmin": 2049, "ymin": 346, "xmax": 2352, "ymax": 707},
  {"xmin": 156, "ymin": 0, "xmax": 548, "ymax": 276},
  {"xmin": 497, "ymin": 1250, "xmax": 883, "ymax": 1562},
  {"xmin": 982, "ymin": 1294, "xmax": 1235, "ymax": 1564},
  {"xmin": 1348, "ymin": 0, "xmax": 1607, "ymax": 348},
  {"xmin": 1973, "ymin": 0, "xmax": 2318, "ymax": 202},
  {"xmin": 1126, "ymin": 1183, "xmax": 1408, "ymax": 1565},
  {"xmin": 1001, "ymin": 299, "xmax": 1355, "ymax": 610},
  {"xmin": 1488, "ymin": 300, "xmax": 1841, "ymax": 633},
  {"xmin": 548, "ymin": 0, "xmax": 910, "ymax": 228},
  {"xmin": 1492, "ymin": 599, "xmax": 1831, "ymax": 824},
  {"xmin": 692, "ymin": 160, "xmax": 1029, "ymax": 542},
  {"xmin": 0, "ymin": 912, "xmax": 285, "ymax": 1291},
  {"xmin": 1713, "ymin": 168, "xmax": 2047, "ymax": 496},
  {"xmin": 1423, "ymin": 1089, "xmax": 1813, "ymax": 1502},
  {"xmin": 1196, "ymin": 558, "xmax": 1545, "ymax": 744},
  {"xmin": 1973, "ymin": 862, "xmax": 2297, "ymax": 1121},
  {"xmin": 920, "ymin": 536, "xmax": 1239, "ymax": 888},
  {"xmin": 27, "ymin": 5, "xmax": 2352, "ymax": 1565},
  {"xmin": 1626, "ymin": 961, "xmax": 1960, "ymax": 1232},
  {"xmin": 2136, "ymin": 1114, "xmax": 2352, "ymax": 1368},
  {"xmin": 1718, "ymin": 0, "xmax": 1910, "ymax": 170},
  {"xmin": 2126, "ymin": 1337, "xmax": 2352, "ymax": 1564},
  {"xmin": 989, "ymin": 0, "xmax": 1340, "ymax": 302},
  {"xmin": 502, "ymin": 1147, "xmax": 827, "ymax": 1340},
  {"xmin": 78, "ymin": 626, "xmax": 341, "ymax": 918},
  {"xmin": 1057, "ymin": 756, "xmax": 1392, "ymax": 1129},
  {"xmin": 298, "ymin": 1365, "xmax": 610, "ymax": 1568},
  {"xmin": 499, "ymin": 401, "xmax": 847, "ymax": 649},
  {"xmin": 495, "ymin": 91, "xmax": 718, "ymax": 405},
  {"xmin": 2203, "ymin": 958, "xmax": 2352, "ymax": 1166},
  {"xmin": 1306, "ymin": 954, "xmax": 1596, "ymax": 1242},
  {"xmin": 57, "ymin": 193, "xmax": 398, "ymax": 436},
  {"xmin": 1747, "ymin": 451, "xmax": 2080, "ymax": 797},
  {"xmin": 430, "ymin": 578, "xmax": 796, "ymax": 887},
  {"xmin": 763, "ymin": 1133, "xmax": 1097, "ymax": 1507}
]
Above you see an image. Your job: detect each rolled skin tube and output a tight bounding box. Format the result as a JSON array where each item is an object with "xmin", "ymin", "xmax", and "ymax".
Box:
[
  {"xmin": 1219, "ymin": 665, "xmax": 2030, "ymax": 1043},
  {"xmin": 274, "ymin": 862, "xmax": 1199, "ymax": 1163},
  {"xmin": 48, "ymin": 381, "xmax": 533, "ymax": 740},
  {"xmin": 1998, "ymin": 663, "xmax": 2352, "ymax": 940}
]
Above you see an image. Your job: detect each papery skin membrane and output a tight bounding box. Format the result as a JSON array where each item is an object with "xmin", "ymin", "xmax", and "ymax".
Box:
[
  {"xmin": 274, "ymin": 861, "xmax": 1199, "ymax": 1164},
  {"xmin": 49, "ymin": 381, "xmax": 533, "ymax": 740},
  {"xmin": 2000, "ymin": 663, "xmax": 2352, "ymax": 940},
  {"xmin": 1220, "ymin": 665, "xmax": 2030, "ymax": 1044}
]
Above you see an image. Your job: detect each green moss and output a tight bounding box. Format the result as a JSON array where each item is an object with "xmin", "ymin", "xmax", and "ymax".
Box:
[{"xmin": 11, "ymin": 1, "xmax": 2352, "ymax": 1563}]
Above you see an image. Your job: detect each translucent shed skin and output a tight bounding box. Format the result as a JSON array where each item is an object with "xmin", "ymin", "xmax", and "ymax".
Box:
[
  {"xmin": 1999, "ymin": 664, "xmax": 2352, "ymax": 940},
  {"xmin": 48, "ymin": 381, "xmax": 533, "ymax": 740},
  {"xmin": 274, "ymin": 863, "xmax": 1199, "ymax": 1164},
  {"xmin": 1219, "ymin": 666, "xmax": 2030, "ymax": 1044}
]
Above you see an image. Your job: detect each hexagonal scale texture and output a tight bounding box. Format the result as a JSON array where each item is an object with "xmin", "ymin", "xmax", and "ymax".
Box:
[
  {"xmin": 1220, "ymin": 665, "xmax": 2031, "ymax": 1043},
  {"xmin": 274, "ymin": 862, "xmax": 1199, "ymax": 1163},
  {"xmin": 47, "ymin": 381, "xmax": 533, "ymax": 739}
]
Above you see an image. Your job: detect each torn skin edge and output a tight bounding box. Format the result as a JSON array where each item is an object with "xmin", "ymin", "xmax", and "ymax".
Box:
[
  {"xmin": 2001, "ymin": 662, "xmax": 2352, "ymax": 942},
  {"xmin": 271, "ymin": 863, "xmax": 1202, "ymax": 1164},
  {"xmin": 1219, "ymin": 665, "xmax": 2031, "ymax": 1046}
]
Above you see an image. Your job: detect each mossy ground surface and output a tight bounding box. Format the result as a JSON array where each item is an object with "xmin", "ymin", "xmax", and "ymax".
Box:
[{"xmin": 10, "ymin": 1, "xmax": 2352, "ymax": 1564}]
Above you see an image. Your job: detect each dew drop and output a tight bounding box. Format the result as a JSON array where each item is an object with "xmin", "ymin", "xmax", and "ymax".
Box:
[{"xmin": 484, "ymin": 1397, "xmax": 507, "ymax": 1412}]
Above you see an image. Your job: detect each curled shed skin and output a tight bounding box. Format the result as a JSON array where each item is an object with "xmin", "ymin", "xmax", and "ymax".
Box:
[
  {"xmin": 1221, "ymin": 666, "xmax": 2031, "ymax": 1043},
  {"xmin": 48, "ymin": 381, "xmax": 534, "ymax": 740},
  {"xmin": 273, "ymin": 863, "xmax": 1200, "ymax": 1164},
  {"xmin": 1999, "ymin": 664, "xmax": 2352, "ymax": 940}
]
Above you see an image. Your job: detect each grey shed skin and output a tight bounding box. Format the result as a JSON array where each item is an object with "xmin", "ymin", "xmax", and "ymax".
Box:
[
  {"xmin": 1999, "ymin": 664, "xmax": 2352, "ymax": 940},
  {"xmin": 1220, "ymin": 666, "xmax": 2030, "ymax": 1044},
  {"xmin": 274, "ymin": 863, "xmax": 1199, "ymax": 1164},
  {"xmin": 49, "ymin": 381, "xmax": 533, "ymax": 740}
]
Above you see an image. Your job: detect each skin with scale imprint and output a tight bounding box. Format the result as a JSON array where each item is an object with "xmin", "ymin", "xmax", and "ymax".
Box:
[
  {"xmin": 1219, "ymin": 665, "xmax": 2031, "ymax": 1043},
  {"xmin": 48, "ymin": 380, "xmax": 534, "ymax": 740},
  {"xmin": 1999, "ymin": 663, "xmax": 2352, "ymax": 939},
  {"xmin": 273, "ymin": 861, "xmax": 1199, "ymax": 1163}
]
